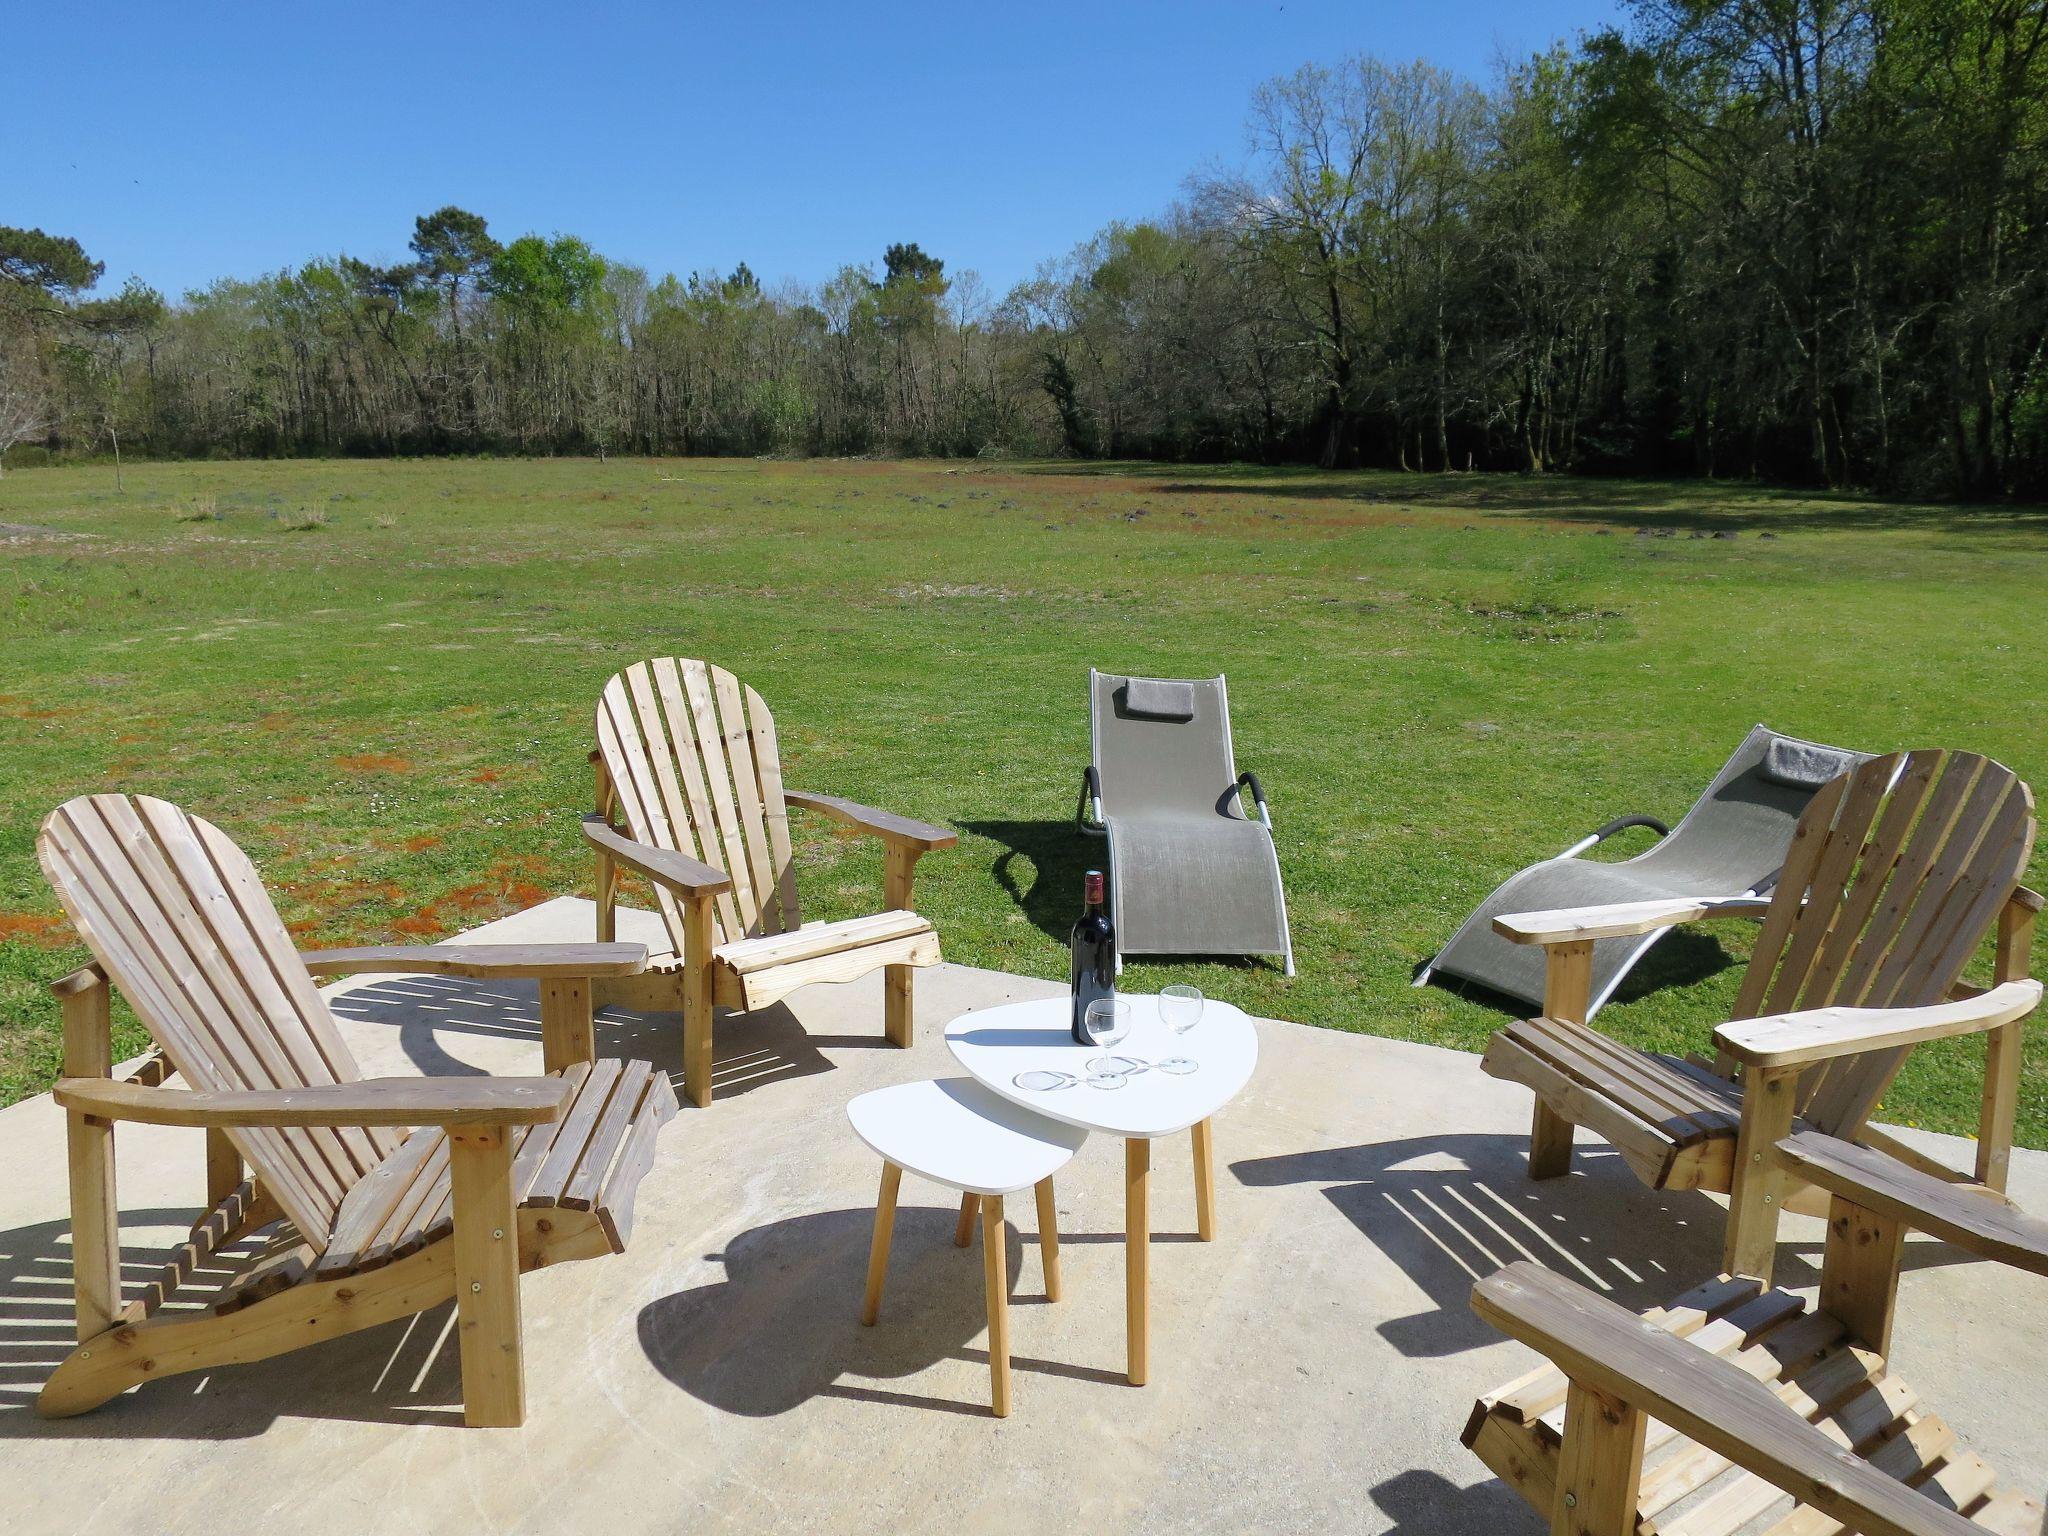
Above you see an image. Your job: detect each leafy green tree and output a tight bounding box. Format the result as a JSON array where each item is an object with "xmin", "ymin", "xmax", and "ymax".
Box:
[{"xmin": 409, "ymin": 206, "xmax": 500, "ymax": 337}]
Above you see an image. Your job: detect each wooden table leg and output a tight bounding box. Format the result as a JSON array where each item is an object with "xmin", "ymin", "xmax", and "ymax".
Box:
[
  {"xmin": 861, "ymin": 1163, "xmax": 902, "ymax": 1326},
  {"xmin": 1035, "ymin": 1177, "xmax": 1061, "ymax": 1301},
  {"xmin": 953, "ymin": 1190, "xmax": 977, "ymax": 1248},
  {"xmin": 981, "ymin": 1195, "xmax": 1010, "ymax": 1418},
  {"xmin": 1126, "ymin": 1137, "xmax": 1150, "ymax": 1386},
  {"xmin": 1191, "ymin": 1118, "xmax": 1215, "ymax": 1240}
]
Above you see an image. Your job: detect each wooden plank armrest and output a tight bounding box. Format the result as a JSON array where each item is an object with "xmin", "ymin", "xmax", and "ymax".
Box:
[
  {"xmin": 581, "ymin": 815, "xmax": 732, "ymax": 897},
  {"xmin": 54, "ymin": 1075, "xmax": 573, "ymax": 1129},
  {"xmin": 1472, "ymin": 1262, "xmax": 1980, "ymax": 1536},
  {"xmin": 302, "ymin": 943, "xmax": 648, "ymax": 979},
  {"xmin": 1714, "ymin": 979, "xmax": 2041, "ymax": 1069},
  {"xmin": 1777, "ymin": 1131, "xmax": 2048, "ymax": 1277},
  {"xmin": 784, "ymin": 790, "xmax": 957, "ymax": 851},
  {"xmin": 1493, "ymin": 896, "xmax": 1772, "ymax": 946}
]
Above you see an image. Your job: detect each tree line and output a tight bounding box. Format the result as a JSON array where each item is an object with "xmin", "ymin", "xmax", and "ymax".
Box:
[{"xmin": 4, "ymin": 0, "xmax": 2045, "ymax": 498}]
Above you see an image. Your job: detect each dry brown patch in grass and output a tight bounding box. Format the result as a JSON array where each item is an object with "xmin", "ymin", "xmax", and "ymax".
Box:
[
  {"xmin": 402, "ymin": 834, "xmax": 441, "ymax": 852},
  {"xmin": 335, "ymin": 753, "xmax": 414, "ymax": 773},
  {"xmin": 0, "ymin": 913, "xmax": 68, "ymax": 946}
]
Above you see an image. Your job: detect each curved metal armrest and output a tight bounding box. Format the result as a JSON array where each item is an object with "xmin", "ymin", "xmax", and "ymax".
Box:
[
  {"xmin": 582, "ymin": 815, "xmax": 732, "ymax": 898},
  {"xmin": 303, "ymin": 943, "xmax": 647, "ymax": 980},
  {"xmin": 1776, "ymin": 1131, "xmax": 2048, "ymax": 1277},
  {"xmin": 54, "ymin": 1075, "xmax": 573, "ymax": 1129},
  {"xmin": 1714, "ymin": 979, "xmax": 2041, "ymax": 1070},
  {"xmin": 1235, "ymin": 770, "xmax": 1270, "ymax": 822},
  {"xmin": 1077, "ymin": 765, "xmax": 1105, "ymax": 833},
  {"xmin": 784, "ymin": 790, "xmax": 956, "ymax": 851},
  {"xmin": 1556, "ymin": 813, "xmax": 1669, "ymax": 860},
  {"xmin": 1471, "ymin": 1263, "xmax": 1981, "ymax": 1536},
  {"xmin": 1495, "ymin": 895, "xmax": 1773, "ymax": 947}
]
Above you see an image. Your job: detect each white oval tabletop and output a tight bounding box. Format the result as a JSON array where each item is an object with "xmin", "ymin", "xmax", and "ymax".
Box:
[{"xmin": 945, "ymin": 994, "xmax": 1258, "ymax": 1139}]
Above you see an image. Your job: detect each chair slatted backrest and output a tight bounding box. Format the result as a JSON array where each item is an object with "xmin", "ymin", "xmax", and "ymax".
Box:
[
  {"xmin": 1730, "ymin": 751, "xmax": 2035, "ymax": 1136},
  {"xmin": 38, "ymin": 794, "xmax": 396, "ymax": 1242},
  {"xmin": 595, "ymin": 657, "xmax": 799, "ymax": 953}
]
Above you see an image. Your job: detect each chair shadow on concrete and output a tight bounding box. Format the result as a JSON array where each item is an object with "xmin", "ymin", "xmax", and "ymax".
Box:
[
  {"xmin": 1372, "ymin": 1467, "xmax": 1545, "ymax": 1536},
  {"xmin": 330, "ymin": 973, "xmax": 857, "ymax": 1105},
  {"xmin": 1231, "ymin": 1131, "xmax": 1975, "ymax": 1364},
  {"xmin": 637, "ymin": 1204, "xmax": 1119, "ymax": 1420},
  {"xmin": 0, "ymin": 1211, "xmax": 475, "ymax": 1438}
]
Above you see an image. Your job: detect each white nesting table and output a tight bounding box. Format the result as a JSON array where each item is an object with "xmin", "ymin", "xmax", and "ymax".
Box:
[{"xmin": 945, "ymin": 994, "xmax": 1258, "ymax": 1385}]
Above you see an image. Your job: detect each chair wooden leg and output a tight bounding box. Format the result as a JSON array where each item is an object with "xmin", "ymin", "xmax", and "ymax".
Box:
[
  {"xmin": 1553, "ymin": 1380, "xmax": 1646, "ymax": 1536},
  {"xmin": 1818, "ymin": 1194, "xmax": 1905, "ymax": 1356},
  {"xmin": 1191, "ymin": 1118, "xmax": 1216, "ymax": 1240},
  {"xmin": 1529, "ymin": 1099, "xmax": 1575, "ymax": 1180},
  {"xmin": 539, "ymin": 977, "xmax": 596, "ymax": 1074},
  {"xmin": 449, "ymin": 1125, "xmax": 523, "ymax": 1428},
  {"xmin": 1126, "ymin": 1137, "xmax": 1150, "ymax": 1387},
  {"xmin": 205, "ymin": 1128, "xmax": 242, "ymax": 1208},
  {"xmin": 61, "ymin": 980, "xmax": 120, "ymax": 1342},
  {"xmin": 861, "ymin": 1163, "xmax": 902, "ymax": 1326},
  {"xmin": 1724, "ymin": 1066, "xmax": 1798, "ymax": 1286},
  {"xmin": 1034, "ymin": 1177, "xmax": 1061, "ymax": 1301},
  {"xmin": 981, "ymin": 1194, "xmax": 1010, "ymax": 1417},
  {"xmin": 954, "ymin": 1190, "xmax": 978, "ymax": 1247},
  {"xmin": 681, "ymin": 899, "xmax": 716, "ymax": 1109},
  {"xmin": 882, "ymin": 843, "xmax": 919, "ymax": 1048}
]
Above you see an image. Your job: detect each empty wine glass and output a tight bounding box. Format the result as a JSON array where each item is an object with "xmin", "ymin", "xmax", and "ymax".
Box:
[
  {"xmin": 1083, "ymin": 999, "xmax": 1133, "ymax": 1087},
  {"xmin": 1156, "ymin": 985, "xmax": 1203, "ymax": 1074}
]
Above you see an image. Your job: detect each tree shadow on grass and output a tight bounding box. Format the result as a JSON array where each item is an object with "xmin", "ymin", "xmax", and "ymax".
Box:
[{"xmin": 1009, "ymin": 462, "xmax": 2047, "ymax": 535}]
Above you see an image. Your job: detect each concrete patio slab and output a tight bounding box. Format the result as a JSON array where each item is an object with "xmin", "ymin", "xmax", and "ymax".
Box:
[{"xmin": 4, "ymin": 896, "xmax": 2044, "ymax": 1535}]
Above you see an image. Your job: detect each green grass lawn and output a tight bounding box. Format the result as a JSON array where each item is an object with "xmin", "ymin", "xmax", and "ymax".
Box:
[{"xmin": 2, "ymin": 457, "xmax": 2044, "ymax": 1145}]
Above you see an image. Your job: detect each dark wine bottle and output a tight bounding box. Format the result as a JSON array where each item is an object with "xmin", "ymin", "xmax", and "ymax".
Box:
[{"xmin": 1070, "ymin": 869, "xmax": 1116, "ymax": 1043}]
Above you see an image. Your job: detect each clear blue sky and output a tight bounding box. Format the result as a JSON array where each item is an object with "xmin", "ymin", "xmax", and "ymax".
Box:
[{"xmin": 16, "ymin": 1, "xmax": 1624, "ymax": 303}]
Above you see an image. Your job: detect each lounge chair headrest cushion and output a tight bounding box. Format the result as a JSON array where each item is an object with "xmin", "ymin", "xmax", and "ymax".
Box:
[
  {"xmin": 1120, "ymin": 678, "xmax": 1197, "ymax": 721},
  {"xmin": 1760, "ymin": 737, "xmax": 1864, "ymax": 790}
]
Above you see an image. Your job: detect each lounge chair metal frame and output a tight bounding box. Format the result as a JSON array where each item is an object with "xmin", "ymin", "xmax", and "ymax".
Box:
[
  {"xmin": 1079, "ymin": 669, "xmax": 1294, "ymax": 976},
  {"xmin": 36, "ymin": 793, "xmax": 674, "ymax": 1428},
  {"xmin": 1465, "ymin": 1128, "xmax": 2048, "ymax": 1536},
  {"xmin": 1420, "ymin": 725, "xmax": 1867, "ymax": 1016}
]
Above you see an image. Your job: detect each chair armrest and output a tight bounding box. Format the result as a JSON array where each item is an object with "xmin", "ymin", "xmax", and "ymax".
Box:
[
  {"xmin": 784, "ymin": 790, "xmax": 957, "ymax": 851},
  {"xmin": 54, "ymin": 1075, "xmax": 573, "ymax": 1129},
  {"xmin": 1494, "ymin": 895, "xmax": 1773, "ymax": 946},
  {"xmin": 1472, "ymin": 1262, "xmax": 1980, "ymax": 1536},
  {"xmin": 302, "ymin": 943, "xmax": 647, "ymax": 980},
  {"xmin": 1554, "ymin": 814, "xmax": 1671, "ymax": 859},
  {"xmin": 581, "ymin": 815, "xmax": 732, "ymax": 897},
  {"xmin": 1776, "ymin": 1131, "xmax": 2048, "ymax": 1277},
  {"xmin": 1714, "ymin": 979, "xmax": 2041, "ymax": 1070}
]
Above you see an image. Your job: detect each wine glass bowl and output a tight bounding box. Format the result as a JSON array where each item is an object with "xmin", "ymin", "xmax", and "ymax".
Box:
[
  {"xmin": 1159, "ymin": 985, "xmax": 1204, "ymax": 1035},
  {"xmin": 1084, "ymin": 998, "xmax": 1132, "ymax": 1049}
]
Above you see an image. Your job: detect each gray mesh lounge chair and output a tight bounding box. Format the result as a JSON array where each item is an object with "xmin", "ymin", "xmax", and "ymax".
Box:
[
  {"xmin": 1418, "ymin": 725, "xmax": 1869, "ymax": 1015},
  {"xmin": 1078, "ymin": 670, "xmax": 1294, "ymax": 974}
]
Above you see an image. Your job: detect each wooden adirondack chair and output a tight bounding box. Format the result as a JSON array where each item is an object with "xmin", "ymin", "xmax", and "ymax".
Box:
[
  {"xmin": 1464, "ymin": 1130, "xmax": 2048, "ymax": 1536},
  {"xmin": 36, "ymin": 793, "xmax": 676, "ymax": 1427},
  {"xmin": 583, "ymin": 657, "xmax": 957, "ymax": 1108},
  {"xmin": 1482, "ymin": 749, "xmax": 2040, "ymax": 1284}
]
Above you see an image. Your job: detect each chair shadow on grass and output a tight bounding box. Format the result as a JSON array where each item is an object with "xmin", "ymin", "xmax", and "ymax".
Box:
[
  {"xmin": 957, "ymin": 817, "xmax": 1095, "ymax": 946},
  {"xmin": 636, "ymin": 1204, "xmax": 1115, "ymax": 1419},
  {"xmin": 0, "ymin": 1210, "xmax": 476, "ymax": 1438},
  {"xmin": 330, "ymin": 973, "xmax": 860, "ymax": 1105},
  {"xmin": 1230, "ymin": 1130, "xmax": 1973, "ymax": 1364},
  {"xmin": 1416, "ymin": 927, "xmax": 1740, "ymax": 1016}
]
